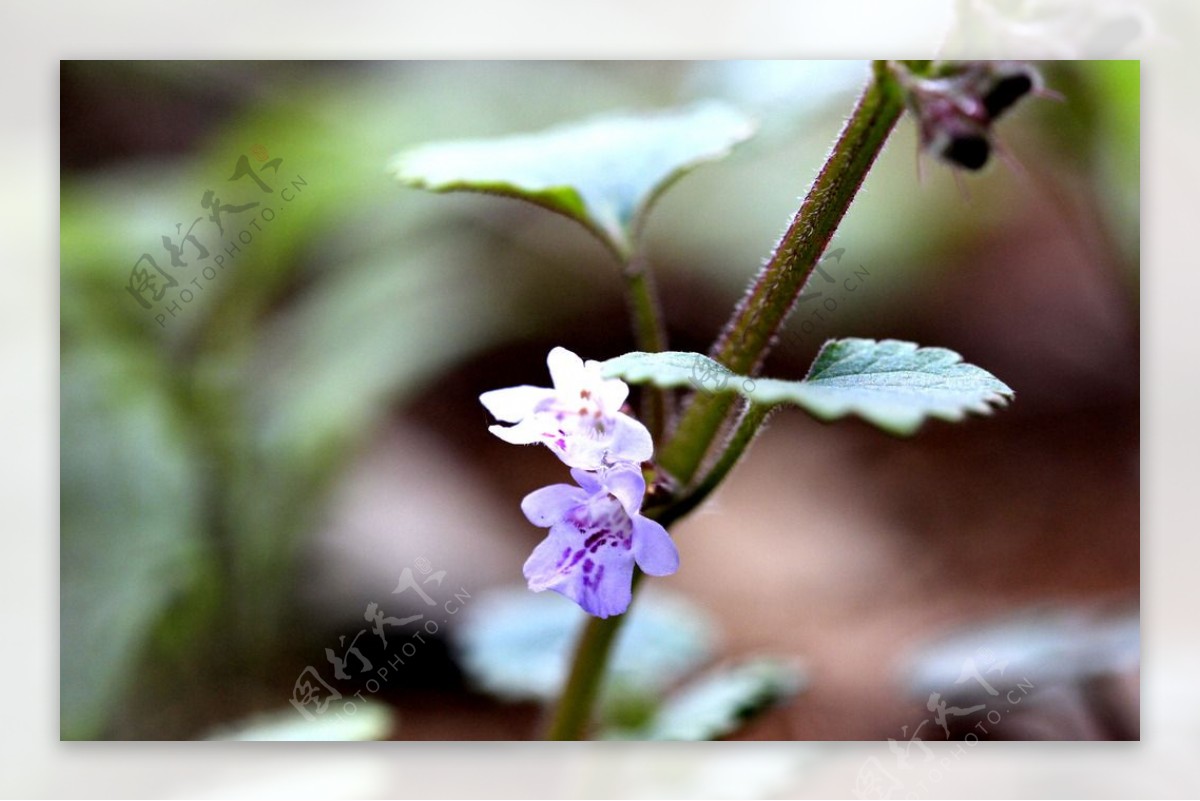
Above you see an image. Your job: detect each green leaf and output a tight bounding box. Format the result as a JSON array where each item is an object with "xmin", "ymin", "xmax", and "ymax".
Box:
[
  {"xmin": 601, "ymin": 349, "xmax": 728, "ymax": 388},
  {"xmin": 451, "ymin": 588, "xmax": 715, "ymax": 704},
  {"xmin": 601, "ymin": 338, "xmax": 1014, "ymax": 436},
  {"xmin": 391, "ymin": 102, "xmax": 757, "ymax": 258},
  {"xmin": 608, "ymin": 658, "xmax": 805, "ymax": 741}
]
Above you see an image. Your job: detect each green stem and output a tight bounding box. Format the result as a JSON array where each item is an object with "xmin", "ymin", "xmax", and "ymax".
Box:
[
  {"xmin": 657, "ymin": 62, "xmax": 904, "ymax": 485},
  {"xmin": 543, "ymin": 62, "xmax": 908, "ymax": 741},
  {"xmin": 545, "ymin": 571, "xmax": 644, "ymax": 740},
  {"xmin": 624, "ymin": 252, "xmax": 670, "ymax": 439}
]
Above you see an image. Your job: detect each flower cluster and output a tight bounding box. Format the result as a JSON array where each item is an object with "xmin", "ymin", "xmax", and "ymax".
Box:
[{"xmin": 481, "ymin": 347, "xmax": 679, "ymax": 617}]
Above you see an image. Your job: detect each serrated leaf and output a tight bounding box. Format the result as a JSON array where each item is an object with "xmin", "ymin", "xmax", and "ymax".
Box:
[
  {"xmin": 450, "ymin": 587, "xmax": 715, "ymax": 703},
  {"xmin": 768, "ymin": 338, "xmax": 1015, "ymax": 434},
  {"xmin": 600, "ymin": 338, "xmax": 1014, "ymax": 436},
  {"xmin": 608, "ymin": 658, "xmax": 805, "ymax": 741},
  {"xmin": 391, "ymin": 101, "xmax": 757, "ymax": 258}
]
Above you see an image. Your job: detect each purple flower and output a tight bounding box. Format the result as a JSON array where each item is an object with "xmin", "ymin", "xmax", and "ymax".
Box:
[
  {"xmin": 521, "ymin": 462, "xmax": 679, "ymax": 618},
  {"xmin": 480, "ymin": 347, "xmax": 653, "ymax": 470}
]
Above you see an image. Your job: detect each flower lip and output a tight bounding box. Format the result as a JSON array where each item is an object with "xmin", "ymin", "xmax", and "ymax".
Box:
[{"xmin": 521, "ymin": 462, "xmax": 678, "ymax": 618}]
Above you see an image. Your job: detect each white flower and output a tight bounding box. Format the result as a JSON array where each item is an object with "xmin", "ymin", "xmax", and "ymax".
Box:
[{"xmin": 480, "ymin": 347, "xmax": 653, "ymax": 470}]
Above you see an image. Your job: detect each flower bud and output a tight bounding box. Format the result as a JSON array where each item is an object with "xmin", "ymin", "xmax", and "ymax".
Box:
[{"xmin": 896, "ymin": 60, "xmax": 1045, "ymax": 172}]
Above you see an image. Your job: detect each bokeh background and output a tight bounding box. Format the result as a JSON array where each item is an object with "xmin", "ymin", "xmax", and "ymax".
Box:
[{"xmin": 60, "ymin": 60, "xmax": 1138, "ymax": 744}]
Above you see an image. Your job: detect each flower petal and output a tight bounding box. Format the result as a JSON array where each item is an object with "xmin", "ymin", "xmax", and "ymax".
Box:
[
  {"xmin": 547, "ymin": 347, "xmax": 585, "ymax": 394},
  {"xmin": 607, "ymin": 413, "xmax": 654, "ymax": 464},
  {"xmin": 632, "ymin": 515, "xmax": 679, "ymax": 577},
  {"xmin": 558, "ymin": 436, "xmax": 609, "ymax": 471},
  {"xmin": 522, "ymin": 528, "xmax": 578, "ymax": 589},
  {"xmin": 520, "ymin": 484, "xmax": 588, "ymax": 527},
  {"xmin": 596, "ymin": 371, "xmax": 630, "ymax": 411},
  {"xmin": 576, "ymin": 552, "xmax": 635, "ymax": 618},
  {"xmin": 479, "ymin": 386, "xmax": 553, "ymax": 422},
  {"xmin": 523, "ymin": 525, "xmax": 636, "ymax": 619},
  {"xmin": 602, "ymin": 463, "xmax": 646, "ymax": 516},
  {"xmin": 487, "ymin": 418, "xmax": 545, "ymax": 446},
  {"xmin": 569, "ymin": 468, "xmax": 604, "ymax": 494}
]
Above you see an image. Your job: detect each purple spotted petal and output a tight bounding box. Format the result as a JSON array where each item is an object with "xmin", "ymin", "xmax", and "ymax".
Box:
[
  {"xmin": 632, "ymin": 515, "xmax": 679, "ymax": 577},
  {"xmin": 519, "ymin": 466, "xmax": 680, "ymax": 618},
  {"xmin": 520, "ymin": 484, "xmax": 588, "ymax": 527},
  {"xmin": 479, "ymin": 385, "xmax": 555, "ymax": 423},
  {"xmin": 523, "ymin": 528, "xmax": 579, "ymax": 589},
  {"xmin": 523, "ymin": 523, "xmax": 636, "ymax": 618}
]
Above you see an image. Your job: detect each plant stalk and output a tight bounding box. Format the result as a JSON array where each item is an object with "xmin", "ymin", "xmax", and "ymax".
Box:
[
  {"xmin": 544, "ymin": 571, "xmax": 644, "ymax": 740},
  {"xmin": 657, "ymin": 62, "xmax": 904, "ymax": 485},
  {"xmin": 624, "ymin": 252, "xmax": 670, "ymax": 439},
  {"xmin": 544, "ymin": 62, "xmax": 907, "ymax": 740}
]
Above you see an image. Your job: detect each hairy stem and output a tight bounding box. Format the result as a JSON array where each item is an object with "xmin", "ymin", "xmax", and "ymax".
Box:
[
  {"xmin": 544, "ymin": 571, "xmax": 644, "ymax": 740},
  {"xmin": 657, "ymin": 62, "xmax": 904, "ymax": 485},
  {"xmin": 624, "ymin": 253, "xmax": 670, "ymax": 439}
]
